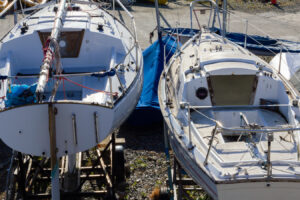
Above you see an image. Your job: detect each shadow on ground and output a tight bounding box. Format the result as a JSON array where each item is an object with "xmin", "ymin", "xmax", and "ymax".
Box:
[
  {"xmin": 0, "ymin": 140, "xmax": 12, "ymax": 196},
  {"xmin": 118, "ymin": 121, "xmax": 165, "ymax": 152}
]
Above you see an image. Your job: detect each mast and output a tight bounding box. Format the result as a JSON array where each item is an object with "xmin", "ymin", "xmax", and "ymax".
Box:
[
  {"xmin": 36, "ymin": 0, "xmax": 67, "ymax": 101},
  {"xmin": 222, "ymin": 0, "xmax": 227, "ymax": 37},
  {"xmin": 154, "ymin": 0, "xmax": 162, "ymax": 40},
  {"xmin": 37, "ymin": 1, "xmax": 67, "ymax": 199}
]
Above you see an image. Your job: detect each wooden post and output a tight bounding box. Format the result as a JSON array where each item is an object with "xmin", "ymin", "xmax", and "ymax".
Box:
[{"xmin": 48, "ymin": 103, "xmax": 60, "ymax": 200}]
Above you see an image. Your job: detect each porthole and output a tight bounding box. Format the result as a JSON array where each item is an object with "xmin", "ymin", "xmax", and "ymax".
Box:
[{"xmin": 196, "ymin": 87, "xmax": 208, "ymax": 100}]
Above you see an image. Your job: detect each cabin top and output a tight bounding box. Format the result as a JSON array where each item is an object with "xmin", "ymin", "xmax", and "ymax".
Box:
[
  {"xmin": 0, "ymin": 2, "xmax": 137, "ymax": 75},
  {"xmin": 2, "ymin": 3, "xmax": 122, "ymax": 43},
  {"xmin": 179, "ymin": 32, "xmax": 271, "ymax": 79}
]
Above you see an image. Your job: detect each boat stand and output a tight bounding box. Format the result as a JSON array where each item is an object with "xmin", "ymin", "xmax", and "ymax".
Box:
[
  {"xmin": 169, "ymin": 158, "xmax": 205, "ymax": 200},
  {"xmin": 163, "ymin": 123, "xmax": 206, "ymax": 200},
  {"xmin": 5, "ymin": 132, "xmax": 126, "ymax": 200}
]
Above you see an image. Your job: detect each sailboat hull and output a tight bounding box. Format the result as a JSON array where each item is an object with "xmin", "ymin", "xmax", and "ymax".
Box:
[
  {"xmin": 167, "ymin": 125, "xmax": 300, "ymax": 200},
  {"xmin": 217, "ymin": 182, "xmax": 300, "ymax": 200},
  {"xmin": 0, "ymin": 68, "xmax": 143, "ymax": 157}
]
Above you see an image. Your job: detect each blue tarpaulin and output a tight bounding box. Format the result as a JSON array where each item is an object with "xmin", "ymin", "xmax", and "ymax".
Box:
[
  {"xmin": 127, "ymin": 35, "xmax": 180, "ymax": 126},
  {"xmin": 163, "ymin": 27, "xmax": 300, "ymax": 56},
  {"xmin": 5, "ymin": 84, "xmax": 37, "ymax": 107}
]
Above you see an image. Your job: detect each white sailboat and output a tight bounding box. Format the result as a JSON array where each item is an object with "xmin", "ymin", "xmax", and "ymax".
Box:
[
  {"xmin": 0, "ymin": 0, "xmax": 143, "ymax": 166},
  {"xmin": 158, "ymin": 0, "xmax": 300, "ymax": 199}
]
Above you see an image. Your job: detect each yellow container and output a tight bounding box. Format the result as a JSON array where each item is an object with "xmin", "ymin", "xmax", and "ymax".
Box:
[
  {"xmin": 0, "ymin": 0, "xmax": 9, "ymax": 12},
  {"xmin": 21, "ymin": 0, "xmax": 47, "ymax": 7},
  {"xmin": 147, "ymin": 0, "xmax": 167, "ymax": 5}
]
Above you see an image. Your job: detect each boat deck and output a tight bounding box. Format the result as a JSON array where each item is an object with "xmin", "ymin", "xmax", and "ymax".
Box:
[{"xmin": 190, "ymin": 108, "xmax": 298, "ymax": 163}]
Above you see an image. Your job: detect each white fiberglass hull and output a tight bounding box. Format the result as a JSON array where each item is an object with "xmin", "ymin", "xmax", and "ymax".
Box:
[
  {"xmin": 159, "ymin": 24, "xmax": 300, "ymax": 200},
  {"xmin": 217, "ymin": 182, "xmax": 300, "ymax": 200},
  {"xmin": 168, "ymin": 127, "xmax": 300, "ymax": 200},
  {"xmin": 0, "ymin": 0, "xmax": 144, "ymax": 158},
  {"xmin": 0, "ymin": 69, "xmax": 143, "ymax": 157}
]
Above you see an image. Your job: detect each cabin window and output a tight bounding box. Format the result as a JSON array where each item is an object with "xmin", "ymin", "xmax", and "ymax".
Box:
[
  {"xmin": 38, "ymin": 30, "xmax": 85, "ymax": 58},
  {"xmin": 208, "ymin": 75, "xmax": 257, "ymax": 105}
]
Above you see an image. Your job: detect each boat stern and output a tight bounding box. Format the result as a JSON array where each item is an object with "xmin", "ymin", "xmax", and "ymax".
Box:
[
  {"xmin": 217, "ymin": 181, "xmax": 300, "ymax": 200},
  {"xmin": 0, "ymin": 102, "xmax": 113, "ymax": 157}
]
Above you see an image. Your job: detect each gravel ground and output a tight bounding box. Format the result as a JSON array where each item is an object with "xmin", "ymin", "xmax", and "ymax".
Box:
[{"xmin": 117, "ymin": 123, "xmax": 171, "ymax": 200}]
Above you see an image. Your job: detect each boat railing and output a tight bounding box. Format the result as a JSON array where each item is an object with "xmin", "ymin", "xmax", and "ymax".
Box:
[
  {"xmin": 227, "ymin": 12, "xmax": 300, "ymax": 99},
  {"xmin": 221, "ymin": 6, "xmax": 300, "ymax": 94},
  {"xmin": 3, "ymin": 0, "xmax": 139, "ymax": 107},
  {"xmin": 225, "ymin": 12, "xmax": 279, "ymax": 56},
  {"xmin": 114, "ymin": 0, "xmax": 137, "ymax": 42},
  {"xmin": 219, "ymin": 126, "xmax": 300, "ymax": 134},
  {"xmin": 187, "ymin": 104, "xmax": 291, "ymax": 110},
  {"xmin": 178, "ymin": 103, "xmax": 300, "ymax": 172},
  {"xmin": 186, "ymin": 104, "xmax": 300, "ymax": 133},
  {"xmin": 112, "ymin": 0, "xmax": 140, "ymax": 77},
  {"xmin": 204, "ymin": 121, "xmax": 219, "ymax": 166},
  {"xmin": 190, "ymin": 0, "xmax": 222, "ymax": 35},
  {"xmin": 2, "ymin": 69, "xmax": 120, "ymax": 108},
  {"xmin": 181, "ymin": 103, "xmax": 300, "ymax": 133},
  {"xmin": 205, "ymin": 122, "xmax": 277, "ymax": 177},
  {"xmin": 217, "ymin": 122, "xmax": 298, "ymax": 176},
  {"xmin": 15, "ymin": 0, "xmax": 55, "ymax": 15}
]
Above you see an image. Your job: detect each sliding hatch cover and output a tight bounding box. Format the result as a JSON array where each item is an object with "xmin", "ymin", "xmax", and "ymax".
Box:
[
  {"xmin": 38, "ymin": 30, "xmax": 84, "ymax": 58},
  {"xmin": 207, "ymin": 75, "xmax": 258, "ymax": 106}
]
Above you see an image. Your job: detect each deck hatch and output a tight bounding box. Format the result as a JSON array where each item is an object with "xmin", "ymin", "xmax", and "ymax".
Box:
[
  {"xmin": 38, "ymin": 30, "xmax": 84, "ymax": 58},
  {"xmin": 208, "ymin": 75, "xmax": 257, "ymax": 106}
]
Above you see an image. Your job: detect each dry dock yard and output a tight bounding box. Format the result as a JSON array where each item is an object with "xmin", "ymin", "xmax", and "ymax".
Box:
[{"xmin": 1, "ymin": 0, "xmax": 300, "ymax": 199}]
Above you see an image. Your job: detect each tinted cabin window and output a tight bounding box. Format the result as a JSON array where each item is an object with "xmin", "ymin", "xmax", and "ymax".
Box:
[
  {"xmin": 38, "ymin": 30, "xmax": 84, "ymax": 58},
  {"xmin": 208, "ymin": 75, "xmax": 257, "ymax": 105}
]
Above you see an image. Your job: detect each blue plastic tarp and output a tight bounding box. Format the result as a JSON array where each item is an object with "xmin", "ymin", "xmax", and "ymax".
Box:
[
  {"xmin": 5, "ymin": 83, "xmax": 37, "ymax": 107},
  {"xmin": 127, "ymin": 35, "xmax": 180, "ymax": 126},
  {"xmin": 163, "ymin": 27, "xmax": 300, "ymax": 56}
]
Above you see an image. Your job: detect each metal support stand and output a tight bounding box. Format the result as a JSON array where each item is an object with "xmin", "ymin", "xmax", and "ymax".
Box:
[
  {"xmin": 164, "ymin": 125, "xmax": 207, "ymax": 200},
  {"xmin": 6, "ymin": 133, "xmax": 126, "ymax": 199},
  {"xmin": 170, "ymin": 158, "xmax": 205, "ymax": 200}
]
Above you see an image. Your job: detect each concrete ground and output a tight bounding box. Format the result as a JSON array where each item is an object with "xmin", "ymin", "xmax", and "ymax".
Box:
[
  {"xmin": 118, "ymin": 1, "xmax": 300, "ymax": 49},
  {"xmin": 1, "ymin": 2, "xmax": 300, "ymax": 49}
]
